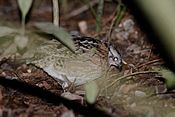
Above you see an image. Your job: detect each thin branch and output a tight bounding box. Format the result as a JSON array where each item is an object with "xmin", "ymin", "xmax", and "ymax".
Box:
[
  {"xmin": 106, "ymin": 70, "xmax": 160, "ymax": 88},
  {"xmin": 105, "ymin": 5, "xmax": 120, "ymax": 43},
  {"xmin": 137, "ymin": 58, "xmax": 164, "ymax": 68},
  {"xmin": 106, "ymin": 3, "xmax": 126, "ymax": 44}
]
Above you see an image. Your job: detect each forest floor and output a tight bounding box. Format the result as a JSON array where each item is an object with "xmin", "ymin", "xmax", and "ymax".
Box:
[{"xmin": 0, "ymin": 1, "xmax": 175, "ymax": 117}]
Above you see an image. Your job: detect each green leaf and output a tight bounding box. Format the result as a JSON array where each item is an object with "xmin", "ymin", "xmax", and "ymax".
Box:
[
  {"xmin": 160, "ymin": 69, "xmax": 175, "ymax": 90},
  {"xmin": 0, "ymin": 26, "xmax": 16, "ymax": 37},
  {"xmin": 17, "ymin": 0, "xmax": 33, "ymax": 19},
  {"xmin": 34, "ymin": 22, "xmax": 76, "ymax": 52},
  {"xmin": 84, "ymin": 81, "xmax": 99, "ymax": 104}
]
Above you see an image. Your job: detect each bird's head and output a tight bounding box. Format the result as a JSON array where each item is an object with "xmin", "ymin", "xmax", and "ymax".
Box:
[{"xmin": 108, "ymin": 45, "xmax": 122, "ymax": 70}]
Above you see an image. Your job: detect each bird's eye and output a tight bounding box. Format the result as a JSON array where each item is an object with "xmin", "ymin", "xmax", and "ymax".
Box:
[{"xmin": 114, "ymin": 57, "xmax": 118, "ymax": 61}]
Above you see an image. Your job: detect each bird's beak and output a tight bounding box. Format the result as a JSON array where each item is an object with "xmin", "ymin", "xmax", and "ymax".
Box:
[{"xmin": 110, "ymin": 64, "xmax": 122, "ymax": 71}]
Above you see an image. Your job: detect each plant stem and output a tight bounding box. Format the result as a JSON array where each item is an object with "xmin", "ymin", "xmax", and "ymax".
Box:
[
  {"xmin": 115, "ymin": 4, "xmax": 126, "ymax": 25},
  {"xmin": 52, "ymin": 0, "xmax": 59, "ymax": 27},
  {"xmin": 21, "ymin": 17, "xmax": 25, "ymax": 36},
  {"xmin": 96, "ymin": 0, "xmax": 104, "ymax": 33}
]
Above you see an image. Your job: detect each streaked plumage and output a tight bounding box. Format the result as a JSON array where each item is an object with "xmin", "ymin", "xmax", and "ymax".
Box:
[{"xmin": 71, "ymin": 34, "xmax": 123, "ymax": 69}]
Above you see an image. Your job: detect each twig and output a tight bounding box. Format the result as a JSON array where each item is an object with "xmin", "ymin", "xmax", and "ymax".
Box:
[
  {"xmin": 147, "ymin": 45, "xmax": 153, "ymax": 59},
  {"xmin": 105, "ymin": 3, "xmax": 126, "ymax": 44},
  {"xmin": 106, "ymin": 70, "xmax": 159, "ymax": 88},
  {"xmin": 137, "ymin": 58, "xmax": 163, "ymax": 69},
  {"xmin": 65, "ymin": 0, "xmax": 98, "ymax": 19},
  {"xmin": 105, "ymin": 6, "xmax": 119, "ymax": 43}
]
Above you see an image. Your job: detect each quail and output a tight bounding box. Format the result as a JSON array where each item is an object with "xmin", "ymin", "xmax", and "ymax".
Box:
[{"xmin": 71, "ymin": 33, "xmax": 123, "ymax": 70}]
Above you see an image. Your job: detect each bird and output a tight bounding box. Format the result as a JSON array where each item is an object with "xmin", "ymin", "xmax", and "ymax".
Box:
[
  {"xmin": 27, "ymin": 32, "xmax": 124, "ymax": 86},
  {"xmin": 71, "ymin": 33, "xmax": 123, "ymax": 70}
]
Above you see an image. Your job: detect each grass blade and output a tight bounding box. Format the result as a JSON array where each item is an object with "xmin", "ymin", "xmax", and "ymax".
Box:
[{"xmin": 35, "ymin": 22, "xmax": 76, "ymax": 52}]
